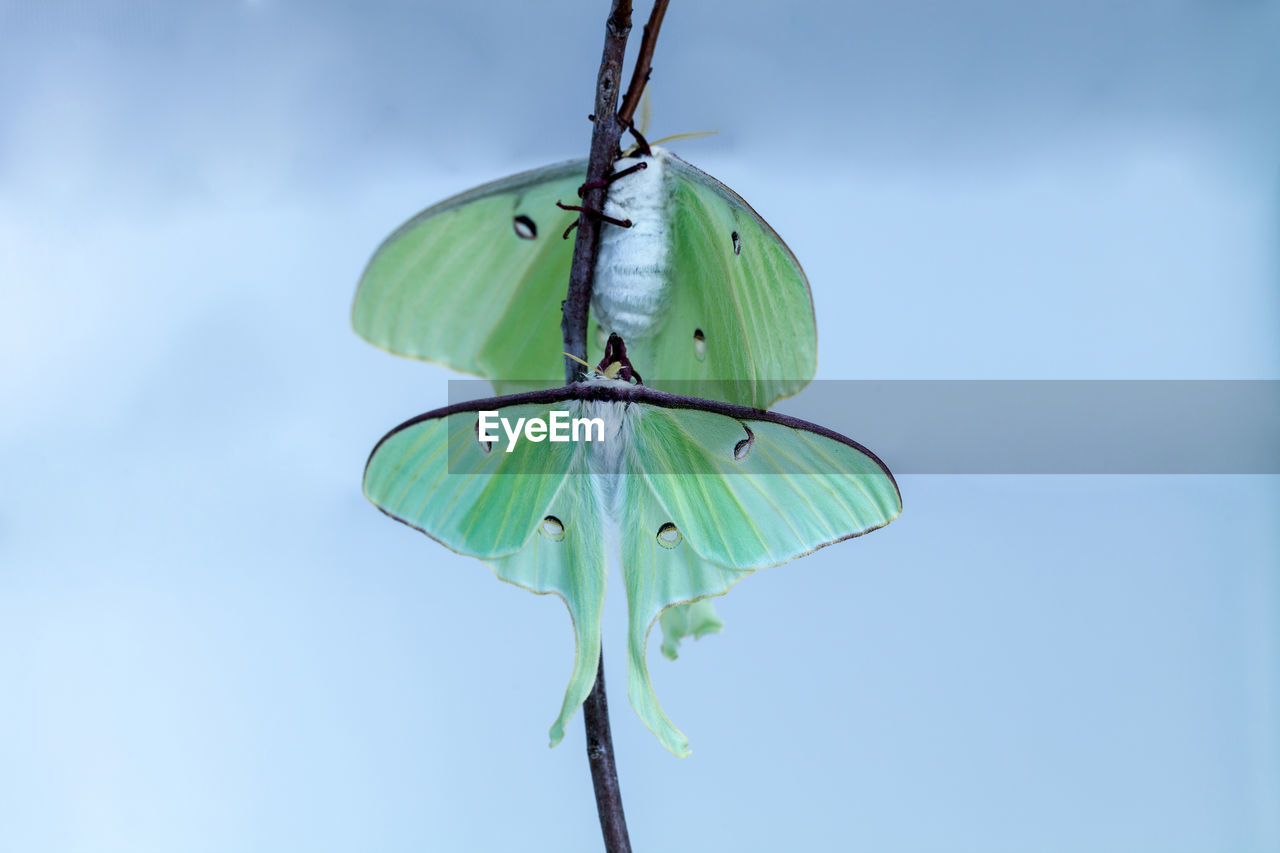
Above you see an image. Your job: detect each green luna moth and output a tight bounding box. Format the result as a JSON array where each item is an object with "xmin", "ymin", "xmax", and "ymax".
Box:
[
  {"xmin": 353, "ymin": 144, "xmax": 819, "ymax": 659},
  {"xmin": 351, "ymin": 145, "xmax": 816, "ymax": 410},
  {"xmin": 363, "ymin": 336, "xmax": 900, "ymax": 757}
]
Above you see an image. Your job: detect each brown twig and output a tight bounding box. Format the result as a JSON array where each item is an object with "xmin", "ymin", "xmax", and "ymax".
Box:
[
  {"xmin": 561, "ymin": 3, "xmax": 639, "ymax": 852},
  {"xmin": 563, "ymin": 4, "xmax": 674, "ymax": 849},
  {"xmin": 582, "ymin": 655, "xmax": 630, "ymax": 852},
  {"xmin": 561, "ymin": 0, "xmax": 633, "ymax": 384},
  {"xmin": 617, "ymin": 0, "xmax": 670, "ymax": 128}
]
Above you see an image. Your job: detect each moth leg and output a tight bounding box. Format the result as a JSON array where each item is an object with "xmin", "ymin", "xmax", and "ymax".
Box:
[
  {"xmin": 577, "ymin": 161, "xmax": 649, "ymax": 197},
  {"xmin": 619, "ymin": 116, "xmax": 653, "ymax": 157},
  {"xmin": 556, "ymin": 200, "xmax": 633, "ymax": 239}
]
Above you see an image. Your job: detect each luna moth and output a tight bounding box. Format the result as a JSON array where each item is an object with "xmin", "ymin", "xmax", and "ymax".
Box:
[
  {"xmin": 351, "ymin": 144, "xmax": 816, "ymax": 410},
  {"xmin": 353, "ymin": 142, "xmax": 819, "ymax": 657},
  {"xmin": 363, "ymin": 336, "xmax": 900, "ymax": 757}
]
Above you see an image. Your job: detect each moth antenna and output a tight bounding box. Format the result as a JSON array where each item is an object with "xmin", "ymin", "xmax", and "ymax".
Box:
[
  {"xmin": 622, "ymin": 129, "xmax": 717, "ymax": 157},
  {"xmin": 650, "ymin": 129, "xmax": 718, "ymax": 147},
  {"xmin": 562, "ymin": 352, "xmax": 595, "ymax": 370},
  {"xmin": 603, "ymin": 361, "xmax": 623, "ymax": 379},
  {"xmin": 562, "ymin": 351, "xmax": 602, "ymax": 378},
  {"xmin": 640, "ymin": 84, "xmax": 652, "ymax": 137}
]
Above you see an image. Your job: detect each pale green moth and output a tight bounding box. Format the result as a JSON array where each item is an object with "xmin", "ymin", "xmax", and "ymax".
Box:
[
  {"xmin": 353, "ymin": 145, "xmax": 819, "ymax": 658},
  {"xmin": 363, "ymin": 338, "xmax": 901, "ymax": 757},
  {"xmin": 351, "ymin": 146, "xmax": 817, "ymax": 409}
]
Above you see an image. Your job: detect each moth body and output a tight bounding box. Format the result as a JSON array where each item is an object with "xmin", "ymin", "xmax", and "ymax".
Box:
[
  {"xmin": 582, "ymin": 376, "xmax": 634, "ymax": 516},
  {"xmin": 594, "ymin": 149, "xmax": 670, "ymax": 340}
]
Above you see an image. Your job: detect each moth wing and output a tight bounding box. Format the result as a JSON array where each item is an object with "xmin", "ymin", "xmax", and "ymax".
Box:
[
  {"xmin": 626, "ymin": 152, "xmax": 817, "ymax": 408},
  {"xmin": 363, "ymin": 397, "xmax": 605, "ymax": 745},
  {"xmin": 620, "ymin": 402, "xmax": 901, "ymax": 756},
  {"xmin": 658, "ymin": 598, "xmax": 724, "ymax": 661},
  {"xmin": 353, "ymin": 161, "xmax": 587, "ymax": 394}
]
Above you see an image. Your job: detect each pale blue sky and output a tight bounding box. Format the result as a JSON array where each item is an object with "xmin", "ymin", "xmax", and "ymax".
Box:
[{"xmin": 1, "ymin": 1, "xmax": 1277, "ymax": 851}]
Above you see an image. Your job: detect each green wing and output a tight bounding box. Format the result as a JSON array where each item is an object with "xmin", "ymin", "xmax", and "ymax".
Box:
[
  {"xmin": 603, "ymin": 150, "xmax": 821, "ymax": 663},
  {"xmin": 613, "ymin": 150, "xmax": 817, "ymax": 410},
  {"xmin": 353, "ymin": 161, "xmax": 585, "ymax": 393},
  {"xmin": 362, "ymin": 399, "xmax": 605, "ymax": 746},
  {"xmin": 353, "ymin": 151, "xmax": 815, "ymax": 406},
  {"xmin": 620, "ymin": 402, "xmax": 901, "ymax": 756},
  {"xmin": 659, "ymin": 598, "xmax": 723, "ymax": 661},
  {"xmin": 356, "ymin": 152, "xmax": 820, "ymax": 701}
]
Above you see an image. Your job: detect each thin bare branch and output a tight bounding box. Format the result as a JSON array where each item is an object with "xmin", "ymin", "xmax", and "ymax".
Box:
[
  {"xmin": 561, "ymin": 3, "xmax": 637, "ymax": 852},
  {"xmin": 561, "ymin": 0, "xmax": 634, "ymax": 382},
  {"xmin": 583, "ymin": 655, "xmax": 631, "ymax": 852},
  {"xmin": 617, "ymin": 0, "xmax": 670, "ymax": 128}
]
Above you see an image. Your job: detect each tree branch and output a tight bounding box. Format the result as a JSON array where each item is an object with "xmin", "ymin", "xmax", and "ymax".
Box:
[
  {"xmin": 563, "ymin": 4, "xmax": 675, "ymax": 848},
  {"xmin": 582, "ymin": 654, "xmax": 630, "ymax": 852},
  {"xmin": 617, "ymin": 0, "xmax": 670, "ymax": 128},
  {"xmin": 562, "ymin": 3, "xmax": 636, "ymax": 852},
  {"xmin": 561, "ymin": 0, "xmax": 633, "ymax": 382}
]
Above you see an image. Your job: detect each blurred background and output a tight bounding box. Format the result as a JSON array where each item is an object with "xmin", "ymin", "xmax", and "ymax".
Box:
[{"xmin": 1, "ymin": 1, "xmax": 1277, "ymax": 850}]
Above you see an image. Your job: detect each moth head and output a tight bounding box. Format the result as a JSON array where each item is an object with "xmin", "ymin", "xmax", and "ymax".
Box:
[
  {"xmin": 564, "ymin": 333, "xmax": 644, "ymax": 385},
  {"xmin": 596, "ymin": 333, "xmax": 643, "ymax": 385}
]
